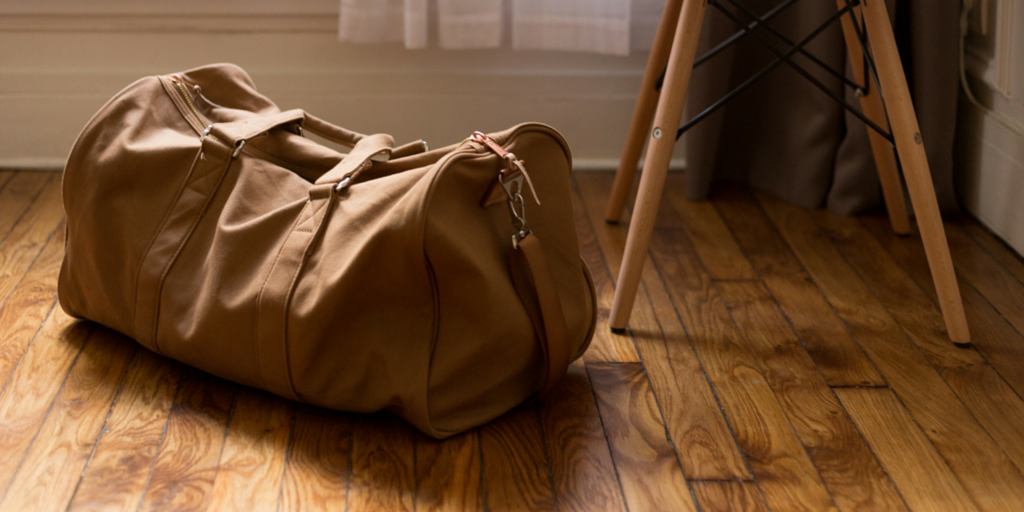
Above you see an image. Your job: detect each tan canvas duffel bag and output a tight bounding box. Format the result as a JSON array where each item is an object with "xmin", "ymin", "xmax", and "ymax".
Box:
[{"xmin": 59, "ymin": 63, "xmax": 597, "ymax": 438}]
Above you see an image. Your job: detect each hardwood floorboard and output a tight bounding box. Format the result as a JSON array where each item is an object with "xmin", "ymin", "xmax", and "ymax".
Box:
[
  {"xmin": 757, "ymin": 192, "xmax": 1024, "ymax": 512},
  {"xmin": 539, "ymin": 360, "xmax": 627, "ymax": 512},
  {"xmin": 279, "ymin": 406, "xmax": 352, "ymax": 512},
  {"xmin": 0, "ymin": 327, "xmax": 135, "ymax": 512},
  {"xmin": 836, "ymin": 388, "xmax": 979, "ymax": 512},
  {"xmin": 138, "ymin": 370, "xmax": 236, "ymax": 512},
  {"xmin": 712, "ymin": 188, "xmax": 885, "ymax": 387},
  {"xmin": 347, "ymin": 413, "xmax": 416, "ymax": 512},
  {"xmin": 0, "ymin": 172, "xmax": 49, "ymax": 247},
  {"xmin": 569, "ymin": 183, "xmax": 641, "ymax": 363},
  {"xmin": 576, "ymin": 173, "xmax": 750, "ymax": 481},
  {"xmin": 860, "ymin": 215, "xmax": 1024, "ymax": 403},
  {"xmin": 206, "ymin": 388, "xmax": 292, "ymax": 512},
  {"xmin": 0, "ymin": 307, "xmax": 92, "ymax": 496},
  {"xmin": 0, "ymin": 177, "xmax": 63, "ymax": 311},
  {"xmin": 958, "ymin": 220, "xmax": 1024, "ymax": 285},
  {"xmin": 2, "ymin": 171, "xmax": 1024, "ymax": 510},
  {"xmin": 717, "ymin": 280, "xmax": 908, "ymax": 512},
  {"xmin": 480, "ymin": 405, "xmax": 556, "ymax": 512},
  {"xmin": 415, "ymin": 429, "xmax": 483, "ymax": 512},
  {"xmin": 692, "ymin": 481, "xmax": 771, "ymax": 512},
  {"xmin": 67, "ymin": 349, "xmax": 183, "ymax": 512},
  {"xmin": 943, "ymin": 224, "xmax": 1024, "ymax": 338},
  {"xmin": 663, "ymin": 174, "xmax": 759, "ymax": 281},
  {"xmin": 0, "ymin": 222, "xmax": 64, "ymax": 388},
  {"xmin": 648, "ymin": 227, "xmax": 838, "ymax": 512},
  {"xmin": 817, "ymin": 211, "xmax": 1024, "ymax": 478},
  {"xmin": 588, "ymin": 362, "xmax": 697, "ymax": 512}
]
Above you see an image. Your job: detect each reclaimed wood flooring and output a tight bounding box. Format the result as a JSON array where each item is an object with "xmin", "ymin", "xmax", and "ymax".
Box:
[{"xmin": 1, "ymin": 169, "xmax": 1024, "ymax": 511}]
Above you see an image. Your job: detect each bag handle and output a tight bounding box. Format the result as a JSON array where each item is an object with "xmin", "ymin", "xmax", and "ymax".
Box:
[
  {"xmin": 210, "ymin": 109, "xmax": 367, "ymax": 149},
  {"xmin": 509, "ymin": 232, "xmax": 572, "ymax": 395},
  {"xmin": 315, "ymin": 133, "xmax": 395, "ymax": 192}
]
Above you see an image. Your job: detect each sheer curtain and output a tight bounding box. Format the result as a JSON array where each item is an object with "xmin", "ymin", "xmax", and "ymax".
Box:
[{"xmin": 338, "ymin": 0, "xmax": 666, "ymax": 55}]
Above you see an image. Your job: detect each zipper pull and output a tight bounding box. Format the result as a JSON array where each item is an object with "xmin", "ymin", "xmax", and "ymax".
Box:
[{"xmin": 470, "ymin": 131, "xmax": 540, "ymax": 206}]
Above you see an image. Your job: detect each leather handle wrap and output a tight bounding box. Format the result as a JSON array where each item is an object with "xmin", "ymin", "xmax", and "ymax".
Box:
[{"xmin": 509, "ymin": 233, "xmax": 572, "ymax": 395}]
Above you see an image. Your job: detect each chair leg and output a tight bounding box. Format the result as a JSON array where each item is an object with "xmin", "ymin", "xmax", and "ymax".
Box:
[
  {"xmin": 609, "ymin": 0, "xmax": 707, "ymax": 333},
  {"xmin": 836, "ymin": 0, "xmax": 910, "ymax": 235},
  {"xmin": 605, "ymin": 0, "xmax": 685, "ymax": 223},
  {"xmin": 861, "ymin": 0, "xmax": 970, "ymax": 346}
]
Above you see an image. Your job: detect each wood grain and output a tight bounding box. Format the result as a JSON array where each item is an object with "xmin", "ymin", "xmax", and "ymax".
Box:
[
  {"xmin": 0, "ymin": 221, "xmax": 64, "ymax": 388},
  {"xmin": 836, "ymin": 388, "xmax": 979, "ymax": 512},
  {"xmin": 663, "ymin": 174, "xmax": 758, "ymax": 280},
  {"xmin": 138, "ymin": 370, "xmax": 235, "ymax": 512},
  {"xmin": 757, "ymin": 192, "xmax": 1024, "ymax": 512},
  {"xmin": 717, "ymin": 280, "xmax": 907, "ymax": 512},
  {"xmin": 348, "ymin": 413, "xmax": 416, "ymax": 512},
  {"xmin": 577, "ymin": 173, "xmax": 749, "ymax": 480},
  {"xmin": 818, "ymin": 210, "xmax": 1024, "ymax": 478},
  {"xmin": 942, "ymin": 224, "xmax": 1024, "ymax": 341},
  {"xmin": 480, "ymin": 405, "xmax": 556, "ymax": 512},
  {"xmin": 66, "ymin": 349, "xmax": 182, "ymax": 512},
  {"xmin": 206, "ymin": 388, "xmax": 292, "ymax": 512},
  {"xmin": 861, "ymin": 215, "xmax": 1024, "ymax": 403},
  {"xmin": 0, "ymin": 171, "xmax": 50, "ymax": 246},
  {"xmin": 958, "ymin": 220, "xmax": 1024, "ymax": 285},
  {"xmin": 692, "ymin": 481, "xmax": 771, "ymax": 512},
  {"xmin": 0, "ymin": 176, "xmax": 63, "ymax": 309},
  {"xmin": 588, "ymin": 362, "xmax": 697, "ymax": 512},
  {"xmin": 0, "ymin": 327, "xmax": 136, "ymax": 512},
  {"xmin": 570, "ymin": 183, "xmax": 640, "ymax": 363},
  {"xmin": 279, "ymin": 406, "xmax": 352, "ymax": 512},
  {"xmin": 712, "ymin": 188, "xmax": 884, "ymax": 387},
  {"xmin": 0, "ymin": 307, "xmax": 92, "ymax": 495},
  {"xmin": 539, "ymin": 360, "xmax": 627, "ymax": 512},
  {"xmin": 416, "ymin": 429, "xmax": 482, "ymax": 512},
  {"xmin": 649, "ymin": 228, "xmax": 838, "ymax": 512}
]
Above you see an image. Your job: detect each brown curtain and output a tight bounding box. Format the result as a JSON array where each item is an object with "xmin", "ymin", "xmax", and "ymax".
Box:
[{"xmin": 683, "ymin": 0, "xmax": 961, "ymax": 215}]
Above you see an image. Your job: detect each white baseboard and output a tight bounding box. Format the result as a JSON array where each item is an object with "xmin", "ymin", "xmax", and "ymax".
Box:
[{"xmin": 957, "ymin": 101, "xmax": 1024, "ymax": 258}]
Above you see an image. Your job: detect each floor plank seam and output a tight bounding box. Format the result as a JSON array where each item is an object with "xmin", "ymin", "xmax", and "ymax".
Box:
[
  {"xmin": 273, "ymin": 413, "xmax": 298, "ymax": 512},
  {"xmin": 713, "ymin": 194, "xmax": 912, "ymax": 509},
  {"xmin": 0, "ymin": 221, "xmax": 62, "ymax": 319},
  {"xmin": 66, "ymin": 344, "xmax": 141, "ymax": 510},
  {"xmin": 643, "ymin": 246, "xmax": 762, "ymax": 485},
  {"xmin": 673, "ymin": 212, "xmax": 844, "ymax": 512},
  {"xmin": 959, "ymin": 223, "xmax": 1024, "ymax": 287},
  {"xmin": 532, "ymin": 401, "xmax": 560, "ymax": 512},
  {"xmin": 0, "ymin": 173, "xmax": 54, "ymax": 249},
  {"xmin": 204, "ymin": 387, "xmax": 239, "ymax": 512},
  {"xmin": 0, "ymin": 324, "xmax": 96, "ymax": 506},
  {"xmin": 134, "ymin": 368, "xmax": 188, "ymax": 512},
  {"xmin": 580, "ymin": 362, "xmax": 634, "ymax": 512}
]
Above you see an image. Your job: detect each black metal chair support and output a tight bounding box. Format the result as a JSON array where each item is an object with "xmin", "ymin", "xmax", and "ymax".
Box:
[{"xmin": 669, "ymin": 0, "xmax": 895, "ymax": 144}]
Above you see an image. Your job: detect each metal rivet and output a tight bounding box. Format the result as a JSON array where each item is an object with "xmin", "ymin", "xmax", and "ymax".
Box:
[
  {"xmin": 653, "ymin": 128, "xmax": 663, "ymax": 139},
  {"xmin": 913, "ymin": 132, "xmax": 922, "ymax": 144}
]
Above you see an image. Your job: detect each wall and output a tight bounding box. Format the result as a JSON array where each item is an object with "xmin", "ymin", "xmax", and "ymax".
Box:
[
  {"xmin": 958, "ymin": 0, "xmax": 1024, "ymax": 256},
  {"xmin": 0, "ymin": 0, "xmax": 686, "ymax": 171}
]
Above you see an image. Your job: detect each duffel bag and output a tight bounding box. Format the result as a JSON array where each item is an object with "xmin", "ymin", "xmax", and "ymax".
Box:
[{"xmin": 58, "ymin": 63, "xmax": 597, "ymax": 438}]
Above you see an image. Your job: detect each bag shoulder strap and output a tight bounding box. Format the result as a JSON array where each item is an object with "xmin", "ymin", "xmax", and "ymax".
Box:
[{"xmin": 509, "ymin": 233, "xmax": 572, "ymax": 395}]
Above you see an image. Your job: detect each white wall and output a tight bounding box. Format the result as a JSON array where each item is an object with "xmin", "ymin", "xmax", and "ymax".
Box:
[
  {"xmin": 958, "ymin": 0, "xmax": 1024, "ymax": 257},
  {"xmin": 0, "ymin": 0, "xmax": 686, "ymax": 171}
]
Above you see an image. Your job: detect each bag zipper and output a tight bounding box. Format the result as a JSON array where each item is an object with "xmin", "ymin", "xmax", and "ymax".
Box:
[{"xmin": 167, "ymin": 74, "xmax": 212, "ymax": 135}]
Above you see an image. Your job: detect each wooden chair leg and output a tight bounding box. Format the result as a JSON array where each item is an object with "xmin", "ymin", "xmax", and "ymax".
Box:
[
  {"xmin": 609, "ymin": 0, "xmax": 707, "ymax": 332},
  {"xmin": 605, "ymin": 0, "xmax": 685, "ymax": 223},
  {"xmin": 837, "ymin": 0, "xmax": 910, "ymax": 235},
  {"xmin": 861, "ymin": 0, "xmax": 971, "ymax": 346}
]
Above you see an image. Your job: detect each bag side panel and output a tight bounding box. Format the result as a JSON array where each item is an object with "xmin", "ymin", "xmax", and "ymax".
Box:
[
  {"xmin": 425, "ymin": 126, "xmax": 595, "ymax": 436},
  {"xmin": 59, "ymin": 76, "xmax": 208, "ymax": 340}
]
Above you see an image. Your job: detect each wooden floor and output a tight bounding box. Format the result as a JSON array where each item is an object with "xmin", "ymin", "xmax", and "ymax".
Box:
[{"xmin": 2, "ymin": 170, "xmax": 1024, "ymax": 511}]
